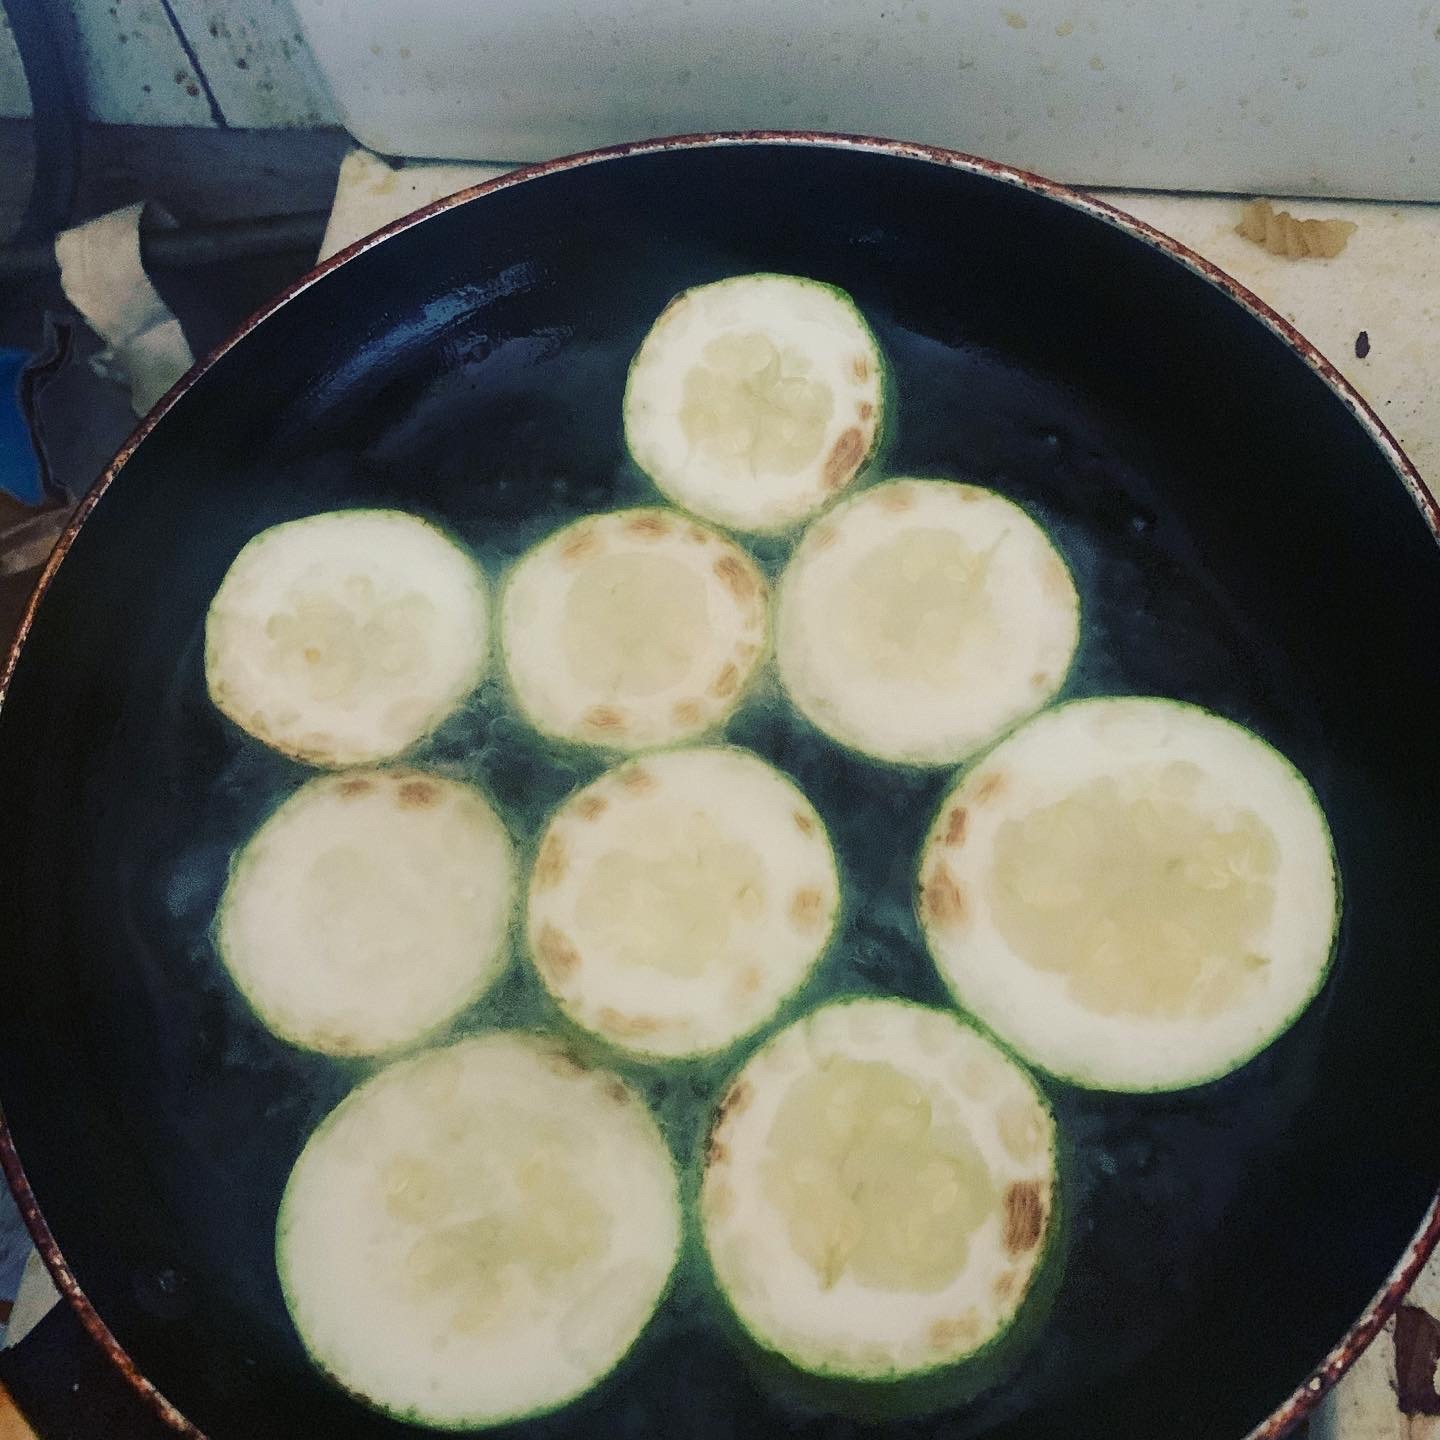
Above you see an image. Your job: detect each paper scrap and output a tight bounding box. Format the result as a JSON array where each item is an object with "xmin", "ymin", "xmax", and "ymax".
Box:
[
  {"xmin": 0, "ymin": 1250, "xmax": 56, "ymax": 1351},
  {"xmin": 320, "ymin": 148, "xmax": 508, "ymax": 262},
  {"xmin": 53, "ymin": 203, "xmax": 194, "ymax": 417}
]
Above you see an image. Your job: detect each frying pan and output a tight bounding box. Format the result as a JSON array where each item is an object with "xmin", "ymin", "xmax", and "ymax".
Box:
[{"xmin": 1, "ymin": 133, "xmax": 1439, "ymax": 1440}]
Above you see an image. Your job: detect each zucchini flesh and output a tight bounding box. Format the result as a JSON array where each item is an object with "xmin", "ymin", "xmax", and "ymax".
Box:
[{"xmin": 702, "ymin": 998, "xmax": 1056, "ymax": 1382}]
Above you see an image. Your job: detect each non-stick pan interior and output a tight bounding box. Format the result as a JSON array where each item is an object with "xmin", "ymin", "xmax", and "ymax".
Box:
[{"xmin": 1, "ymin": 140, "xmax": 1438, "ymax": 1440}]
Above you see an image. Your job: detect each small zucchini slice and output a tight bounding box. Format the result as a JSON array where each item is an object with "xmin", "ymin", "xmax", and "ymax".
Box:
[
  {"xmin": 500, "ymin": 508, "xmax": 767, "ymax": 751},
  {"xmin": 527, "ymin": 746, "xmax": 838, "ymax": 1058},
  {"xmin": 205, "ymin": 509, "xmax": 489, "ymax": 767},
  {"xmin": 917, "ymin": 697, "xmax": 1340, "ymax": 1091},
  {"xmin": 217, "ymin": 769, "xmax": 514, "ymax": 1056},
  {"xmin": 624, "ymin": 273, "xmax": 884, "ymax": 533},
  {"xmin": 776, "ymin": 479, "xmax": 1079, "ymax": 766}
]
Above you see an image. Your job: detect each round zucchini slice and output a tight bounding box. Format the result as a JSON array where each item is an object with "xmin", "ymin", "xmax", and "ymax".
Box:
[
  {"xmin": 917, "ymin": 698, "xmax": 1340, "ymax": 1091},
  {"xmin": 499, "ymin": 508, "xmax": 768, "ymax": 751},
  {"xmin": 527, "ymin": 747, "xmax": 838, "ymax": 1058},
  {"xmin": 776, "ymin": 479, "xmax": 1079, "ymax": 766},
  {"xmin": 624, "ymin": 274, "xmax": 884, "ymax": 533},
  {"xmin": 277, "ymin": 1034, "xmax": 681, "ymax": 1428},
  {"xmin": 206, "ymin": 509, "xmax": 489, "ymax": 768},
  {"xmin": 217, "ymin": 769, "xmax": 514, "ymax": 1056},
  {"xmin": 702, "ymin": 998, "xmax": 1056, "ymax": 1386}
]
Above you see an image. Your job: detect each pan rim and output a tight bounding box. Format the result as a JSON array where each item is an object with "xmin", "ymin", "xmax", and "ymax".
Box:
[{"xmin": 1, "ymin": 128, "xmax": 1436, "ymax": 1440}]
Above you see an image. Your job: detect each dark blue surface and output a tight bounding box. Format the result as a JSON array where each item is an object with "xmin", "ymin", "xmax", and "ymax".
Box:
[{"xmin": 0, "ymin": 347, "xmax": 43, "ymax": 506}]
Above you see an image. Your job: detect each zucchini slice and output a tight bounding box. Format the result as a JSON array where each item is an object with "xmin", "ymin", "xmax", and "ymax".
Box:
[
  {"xmin": 917, "ymin": 698, "xmax": 1340, "ymax": 1091},
  {"xmin": 206, "ymin": 510, "xmax": 489, "ymax": 768},
  {"xmin": 527, "ymin": 747, "xmax": 838, "ymax": 1058},
  {"xmin": 277, "ymin": 1034, "xmax": 681, "ymax": 1429},
  {"xmin": 500, "ymin": 508, "xmax": 768, "ymax": 751},
  {"xmin": 217, "ymin": 769, "xmax": 514, "ymax": 1056},
  {"xmin": 776, "ymin": 479, "xmax": 1079, "ymax": 766},
  {"xmin": 701, "ymin": 998, "xmax": 1056, "ymax": 1386},
  {"xmin": 624, "ymin": 274, "xmax": 884, "ymax": 533}
]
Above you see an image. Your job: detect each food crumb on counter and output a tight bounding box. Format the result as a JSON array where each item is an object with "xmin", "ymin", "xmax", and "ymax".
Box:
[{"xmin": 1235, "ymin": 198, "xmax": 1357, "ymax": 259}]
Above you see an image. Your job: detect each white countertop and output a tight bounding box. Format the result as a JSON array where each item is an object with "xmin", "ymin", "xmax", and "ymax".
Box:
[{"xmin": 1116, "ymin": 190, "xmax": 1440, "ymax": 506}]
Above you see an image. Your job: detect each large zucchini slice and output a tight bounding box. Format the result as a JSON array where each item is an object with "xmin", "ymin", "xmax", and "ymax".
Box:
[
  {"xmin": 277, "ymin": 1034, "xmax": 681, "ymax": 1428},
  {"xmin": 917, "ymin": 697, "xmax": 1340, "ymax": 1091},
  {"xmin": 217, "ymin": 769, "xmax": 514, "ymax": 1056},
  {"xmin": 624, "ymin": 274, "xmax": 884, "ymax": 533},
  {"xmin": 776, "ymin": 479, "xmax": 1079, "ymax": 766},
  {"xmin": 205, "ymin": 509, "xmax": 489, "ymax": 768},
  {"xmin": 527, "ymin": 746, "xmax": 838, "ymax": 1058},
  {"xmin": 701, "ymin": 998, "xmax": 1056, "ymax": 1391},
  {"xmin": 500, "ymin": 508, "xmax": 767, "ymax": 751}
]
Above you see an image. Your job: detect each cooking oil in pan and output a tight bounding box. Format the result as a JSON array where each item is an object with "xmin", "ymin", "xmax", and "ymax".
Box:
[{"xmin": 110, "ymin": 314, "xmax": 1337, "ymax": 1440}]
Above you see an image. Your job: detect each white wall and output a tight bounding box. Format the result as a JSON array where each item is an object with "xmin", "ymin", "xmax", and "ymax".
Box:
[
  {"xmin": 0, "ymin": 0, "xmax": 337, "ymax": 127},
  {"xmin": 5, "ymin": 1, "xmax": 1440, "ymax": 201}
]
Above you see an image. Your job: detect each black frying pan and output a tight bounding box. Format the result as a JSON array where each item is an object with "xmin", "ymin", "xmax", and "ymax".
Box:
[{"xmin": 1, "ymin": 134, "xmax": 1439, "ymax": 1440}]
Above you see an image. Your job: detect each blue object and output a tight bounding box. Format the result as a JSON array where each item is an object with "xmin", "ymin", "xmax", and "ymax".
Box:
[{"xmin": 0, "ymin": 346, "xmax": 45, "ymax": 506}]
